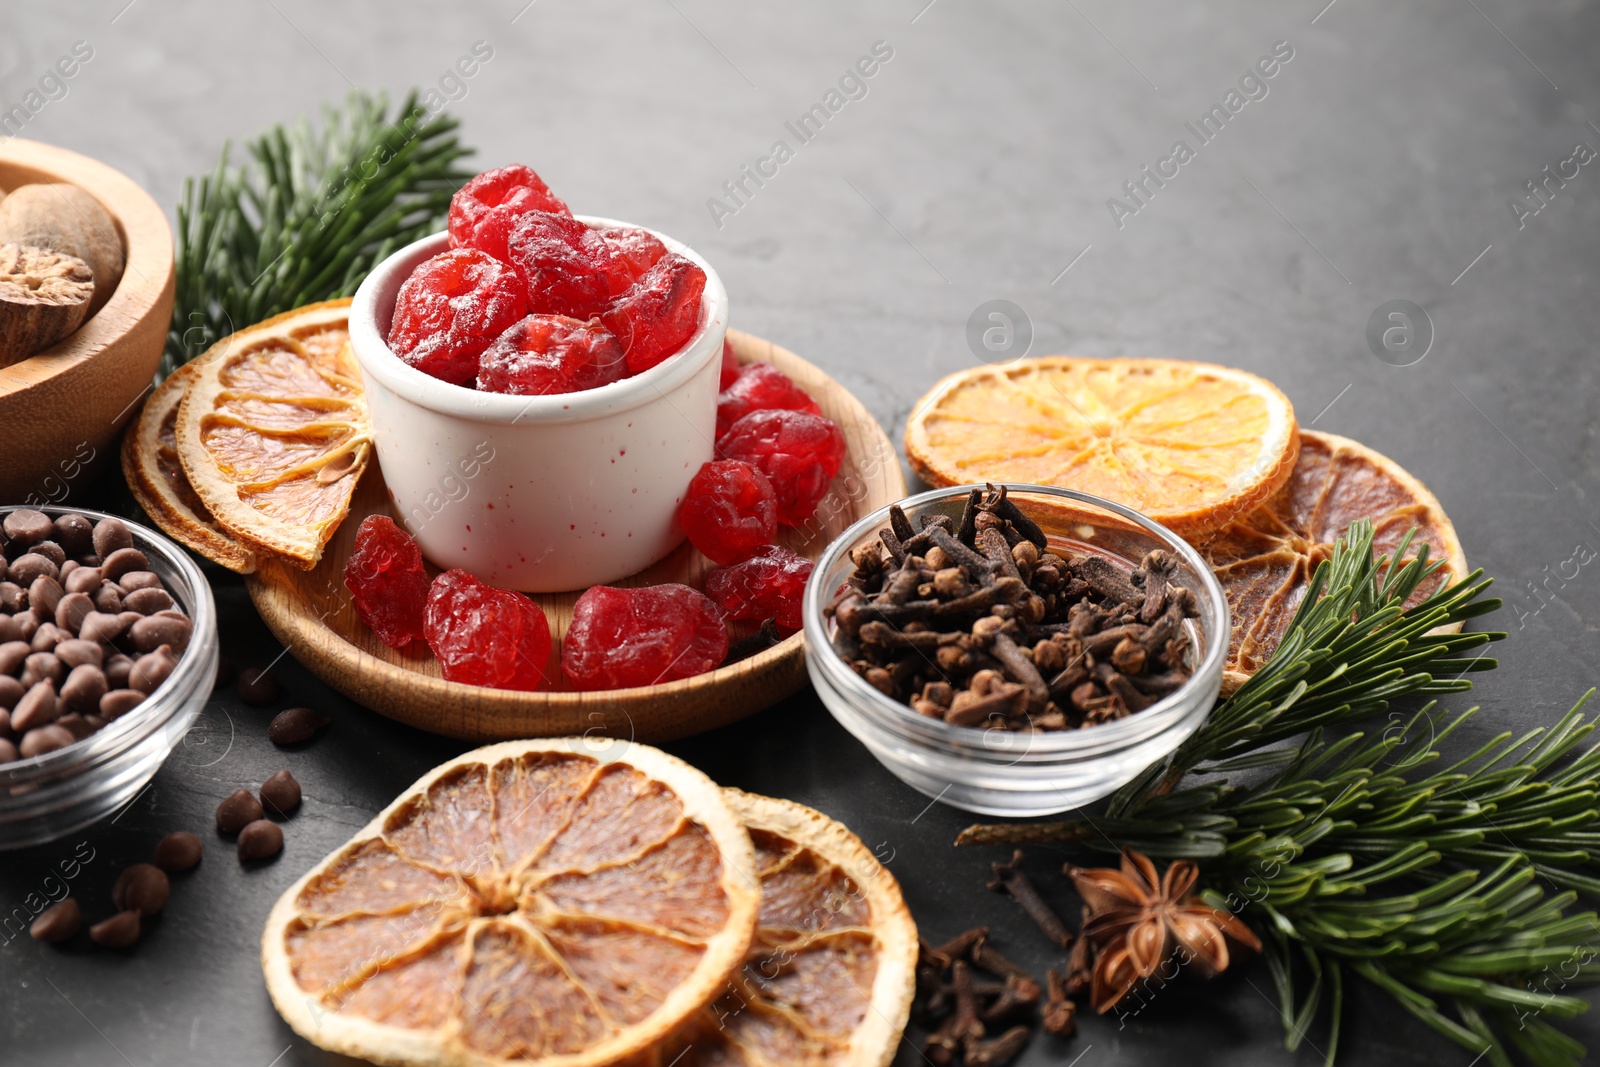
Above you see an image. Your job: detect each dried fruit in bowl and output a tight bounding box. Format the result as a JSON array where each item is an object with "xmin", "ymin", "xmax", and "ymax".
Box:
[
  {"xmin": 477, "ymin": 315, "xmax": 626, "ymax": 396},
  {"xmin": 505, "ymin": 210, "xmax": 620, "ymax": 321},
  {"xmin": 705, "ymin": 545, "xmax": 813, "ymax": 631},
  {"xmin": 424, "ymin": 569, "xmax": 550, "ymax": 691},
  {"xmin": 343, "ymin": 516, "xmax": 429, "ymax": 649},
  {"xmin": 601, "ymin": 252, "xmax": 707, "ymax": 375},
  {"xmin": 562, "ymin": 584, "xmax": 728, "ymax": 691},
  {"xmin": 448, "ymin": 163, "xmax": 571, "ymax": 261},
  {"xmin": 719, "ymin": 337, "xmax": 742, "ymax": 389},
  {"xmin": 718, "ymin": 408, "xmax": 847, "ymax": 526},
  {"xmin": 678, "ymin": 459, "xmax": 779, "ymax": 566},
  {"xmin": 388, "ymin": 248, "xmax": 528, "ymax": 385},
  {"xmin": 598, "ymin": 225, "xmax": 667, "ymax": 292},
  {"xmin": 716, "ymin": 361, "xmax": 822, "ymax": 439}
]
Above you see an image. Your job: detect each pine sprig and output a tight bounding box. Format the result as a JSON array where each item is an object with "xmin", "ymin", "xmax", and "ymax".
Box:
[
  {"xmin": 164, "ymin": 90, "xmax": 475, "ymax": 375},
  {"xmin": 958, "ymin": 521, "xmax": 1600, "ymax": 1064}
]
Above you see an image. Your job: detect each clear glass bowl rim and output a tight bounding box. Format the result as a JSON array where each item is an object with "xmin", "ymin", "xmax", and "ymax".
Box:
[{"xmin": 801, "ymin": 482, "xmax": 1231, "ymax": 756}]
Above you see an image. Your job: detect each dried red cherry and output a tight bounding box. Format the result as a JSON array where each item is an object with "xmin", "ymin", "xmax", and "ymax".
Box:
[
  {"xmin": 601, "ymin": 252, "xmax": 707, "ymax": 375},
  {"xmin": 704, "ymin": 546, "xmax": 813, "ymax": 631},
  {"xmin": 478, "ymin": 315, "xmax": 627, "ymax": 396},
  {"xmin": 505, "ymin": 211, "xmax": 620, "ymax": 320},
  {"xmin": 715, "ymin": 362, "xmax": 822, "ymax": 439},
  {"xmin": 562, "ymin": 584, "xmax": 728, "ymax": 691},
  {"xmin": 449, "ymin": 164, "xmax": 571, "ymax": 261},
  {"xmin": 388, "ymin": 249, "xmax": 528, "ymax": 385},
  {"xmin": 717, "ymin": 409, "xmax": 847, "ymax": 526},
  {"xmin": 424, "ymin": 570, "xmax": 550, "ymax": 691},
  {"xmin": 719, "ymin": 339, "xmax": 742, "ymax": 390},
  {"xmin": 678, "ymin": 460, "xmax": 778, "ymax": 566},
  {"xmin": 344, "ymin": 516, "xmax": 430, "ymax": 648},
  {"xmin": 599, "ymin": 226, "xmax": 667, "ymax": 294}
]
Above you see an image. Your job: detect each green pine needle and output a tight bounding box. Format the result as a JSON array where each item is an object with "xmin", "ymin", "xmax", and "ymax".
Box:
[
  {"xmin": 163, "ymin": 90, "xmax": 475, "ymax": 376},
  {"xmin": 958, "ymin": 520, "xmax": 1600, "ymax": 1065}
]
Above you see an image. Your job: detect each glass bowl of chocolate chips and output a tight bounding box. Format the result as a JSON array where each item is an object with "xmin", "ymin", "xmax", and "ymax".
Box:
[
  {"xmin": 0, "ymin": 506, "xmax": 217, "ymax": 848},
  {"xmin": 804, "ymin": 483, "xmax": 1228, "ymax": 817}
]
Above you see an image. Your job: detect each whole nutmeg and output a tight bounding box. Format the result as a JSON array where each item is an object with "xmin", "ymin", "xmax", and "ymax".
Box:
[
  {"xmin": 268, "ymin": 707, "xmax": 330, "ymax": 745},
  {"xmin": 237, "ymin": 819, "xmax": 284, "ymax": 862},
  {"xmin": 111, "ymin": 863, "xmax": 169, "ymax": 916},
  {"xmin": 152, "ymin": 831, "xmax": 202, "ymax": 873},
  {"xmin": 89, "ymin": 909, "xmax": 141, "ymax": 949},
  {"xmin": 216, "ymin": 788, "xmax": 263, "ymax": 834},
  {"xmin": 29, "ymin": 898, "xmax": 80, "ymax": 943},
  {"xmin": 260, "ymin": 769, "xmax": 302, "ymax": 816}
]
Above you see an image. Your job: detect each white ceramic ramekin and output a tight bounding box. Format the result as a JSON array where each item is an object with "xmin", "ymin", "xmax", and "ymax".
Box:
[{"xmin": 350, "ymin": 218, "xmax": 728, "ymax": 592}]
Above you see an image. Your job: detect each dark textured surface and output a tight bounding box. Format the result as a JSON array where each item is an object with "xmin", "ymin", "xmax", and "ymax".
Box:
[{"xmin": 4, "ymin": 1, "xmax": 1599, "ymax": 1064}]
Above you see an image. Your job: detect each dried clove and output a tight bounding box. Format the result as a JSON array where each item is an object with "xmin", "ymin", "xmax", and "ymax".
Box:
[
  {"xmin": 964, "ymin": 1025, "xmax": 1032, "ymax": 1067},
  {"xmin": 1042, "ymin": 968, "xmax": 1077, "ymax": 1036},
  {"xmin": 980, "ymin": 972, "xmax": 1042, "ymax": 1024},
  {"xmin": 988, "ymin": 850, "xmax": 1073, "ymax": 949}
]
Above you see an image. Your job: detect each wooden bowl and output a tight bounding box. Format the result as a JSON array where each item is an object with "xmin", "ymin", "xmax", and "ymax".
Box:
[
  {"xmin": 244, "ymin": 329, "xmax": 906, "ymax": 742},
  {"xmin": 0, "ymin": 139, "xmax": 174, "ymax": 504}
]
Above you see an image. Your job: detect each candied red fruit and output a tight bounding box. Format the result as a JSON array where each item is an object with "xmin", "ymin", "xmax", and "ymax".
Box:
[
  {"xmin": 704, "ymin": 546, "xmax": 813, "ymax": 631},
  {"xmin": 562, "ymin": 584, "xmax": 728, "ymax": 691},
  {"xmin": 715, "ymin": 362, "xmax": 822, "ymax": 439},
  {"xmin": 717, "ymin": 409, "xmax": 847, "ymax": 526},
  {"xmin": 678, "ymin": 460, "xmax": 778, "ymax": 566},
  {"xmin": 343, "ymin": 516, "xmax": 429, "ymax": 648},
  {"xmin": 505, "ymin": 210, "xmax": 620, "ymax": 320},
  {"xmin": 478, "ymin": 315, "xmax": 626, "ymax": 396},
  {"xmin": 388, "ymin": 248, "xmax": 528, "ymax": 386},
  {"xmin": 600, "ymin": 226, "xmax": 668, "ymax": 294},
  {"xmin": 424, "ymin": 570, "xmax": 550, "ymax": 692},
  {"xmin": 601, "ymin": 252, "xmax": 707, "ymax": 375},
  {"xmin": 719, "ymin": 339, "xmax": 742, "ymax": 390},
  {"xmin": 449, "ymin": 164, "xmax": 571, "ymax": 261}
]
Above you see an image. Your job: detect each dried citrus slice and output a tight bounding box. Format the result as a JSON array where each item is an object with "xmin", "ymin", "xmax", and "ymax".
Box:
[
  {"xmin": 1201, "ymin": 430, "xmax": 1468, "ymax": 694},
  {"xmin": 262, "ymin": 738, "xmax": 759, "ymax": 1067},
  {"xmin": 122, "ymin": 360, "xmax": 257, "ymax": 573},
  {"xmin": 905, "ymin": 358, "xmax": 1299, "ymax": 539},
  {"xmin": 647, "ymin": 789, "xmax": 918, "ymax": 1067},
  {"xmin": 175, "ymin": 299, "xmax": 369, "ymax": 569}
]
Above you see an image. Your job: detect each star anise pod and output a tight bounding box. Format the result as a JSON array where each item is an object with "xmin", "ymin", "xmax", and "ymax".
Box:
[{"xmin": 1066, "ymin": 849, "xmax": 1261, "ymax": 1013}]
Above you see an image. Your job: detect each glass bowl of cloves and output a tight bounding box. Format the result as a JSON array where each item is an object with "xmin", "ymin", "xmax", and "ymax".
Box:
[{"xmin": 803, "ymin": 483, "xmax": 1229, "ymax": 817}]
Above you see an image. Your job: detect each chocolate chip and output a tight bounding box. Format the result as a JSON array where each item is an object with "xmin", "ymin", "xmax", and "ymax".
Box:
[
  {"xmin": 0, "ymin": 675, "xmax": 23, "ymax": 710},
  {"xmin": 237, "ymin": 819, "xmax": 284, "ymax": 862},
  {"xmin": 30, "ymin": 898, "xmax": 81, "ymax": 943},
  {"xmin": 4, "ymin": 510, "xmax": 53, "ymax": 546},
  {"xmin": 100, "ymin": 548, "xmax": 148, "ymax": 583},
  {"xmin": 8, "ymin": 553, "xmax": 58, "ymax": 586},
  {"xmin": 90, "ymin": 583, "xmax": 122, "ymax": 614},
  {"xmin": 129, "ymin": 646, "xmax": 177, "ymax": 695},
  {"xmin": 53, "ymin": 514, "xmax": 93, "ymax": 557},
  {"xmin": 216, "ymin": 788, "xmax": 263, "ymax": 834},
  {"xmin": 0, "ymin": 581, "xmax": 21, "ymax": 612},
  {"xmin": 123, "ymin": 587, "xmax": 174, "ymax": 616},
  {"xmin": 130, "ymin": 614, "xmax": 190, "ymax": 654},
  {"xmin": 268, "ymin": 707, "xmax": 330, "ymax": 745},
  {"xmin": 0, "ymin": 640, "xmax": 28, "ymax": 675},
  {"xmin": 236, "ymin": 668, "xmax": 280, "ymax": 707},
  {"xmin": 77, "ymin": 611, "xmax": 126, "ymax": 644},
  {"xmin": 98, "ymin": 689, "xmax": 145, "ymax": 720},
  {"xmin": 260, "ymin": 769, "xmax": 302, "ymax": 816},
  {"xmin": 105, "ymin": 655, "xmax": 132, "ymax": 690},
  {"xmin": 54, "ymin": 592, "xmax": 93, "ymax": 634},
  {"xmin": 22, "ymin": 652, "xmax": 63, "ymax": 688},
  {"xmin": 89, "ymin": 909, "xmax": 141, "ymax": 949},
  {"xmin": 56, "ymin": 714, "xmax": 94, "ymax": 740},
  {"xmin": 0, "ymin": 738, "xmax": 16, "ymax": 763},
  {"xmin": 29, "ymin": 540, "xmax": 65, "ymax": 567},
  {"xmin": 61, "ymin": 664, "xmax": 108, "ymax": 711},
  {"xmin": 63, "ymin": 566, "xmax": 101, "ymax": 594},
  {"xmin": 29, "ymin": 622, "xmax": 62, "ymax": 651},
  {"xmin": 19, "ymin": 723, "xmax": 74, "ymax": 757},
  {"xmin": 153, "ymin": 832, "xmax": 203, "ymax": 873},
  {"xmin": 91, "ymin": 518, "xmax": 134, "ymax": 559},
  {"xmin": 28, "ymin": 575, "xmax": 62, "ymax": 621},
  {"xmin": 54, "ymin": 638, "xmax": 102, "ymax": 668},
  {"xmin": 11, "ymin": 681, "xmax": 59, "ymax": 732},
  {"xmin": 111, "ymin": 863, "xmax": 169, "ymax": 916},
  {"xmin": 0, "ymin": 613, "xmax": 18, "ymax": 643},
  {"xmin": 117, "ymin": 571, "xmax": 162, "ymax": 592}
]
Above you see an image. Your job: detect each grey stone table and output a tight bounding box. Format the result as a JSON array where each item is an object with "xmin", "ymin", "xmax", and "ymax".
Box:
[{"xmin": 4, "ymin": 1, "xmax": 1599, "ymax": 1064}]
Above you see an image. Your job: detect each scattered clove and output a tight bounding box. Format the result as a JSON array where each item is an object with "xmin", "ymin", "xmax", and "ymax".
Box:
[{"xmin": 988, "ymin": 850, "xmax": 1073, "ymax": 949}]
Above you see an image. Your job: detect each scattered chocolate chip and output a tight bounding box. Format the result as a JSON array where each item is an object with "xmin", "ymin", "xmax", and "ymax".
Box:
[
  {"xmin": 111, "ymin": 863, "xmax": 170, "ymax": 916},
  {"xmin": 269, "ymin": 707, "xmax": 330, "ymax": 745},
  {"xmin": 260, "ymin": 769, "xmax": 302, "ymax": 816},
  {"xmin": 236, "ymin": 668, "xmax": 280, "ymax": 707},
  {"xmin": 153, "ymin": 831, "xmax": 203, "ymax": 873},
  {"xmin": 29, "ymin": 898, "xmax": 81, "ymax": 943},
  {"xmin": 216, "ymin": 788, "xmax": 263, "ymax": 834},
  {"xmin": 89, "ymin": 909, "xmax": 141, "ymax": 948},
  {"xmin": 237, "ymin": 819, "xmax": 284, "ymax": 862}
]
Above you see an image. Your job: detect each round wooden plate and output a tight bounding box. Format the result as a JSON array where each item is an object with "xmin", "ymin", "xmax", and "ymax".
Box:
[{"xmin": 243, "ymin": 329, "xmax": 905, "ymax": 742}]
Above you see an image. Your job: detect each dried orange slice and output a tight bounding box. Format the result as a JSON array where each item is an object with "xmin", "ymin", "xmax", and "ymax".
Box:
[
  {"xmin": 122, "ymin": 360, "xmax": 257, "ymax": 573},
  {"xmin": 905, "ymin": 358, "xmax": 1299, "ymax": 539},
  {"xmin": 175, "ymin": 300, "xmax": 369, "ymax": 569},
  {"xmin": 262, "ymin": 738, "xmax": 759, "ymax": 1067},
  {"xmin": 649, "ymin": 789, "xmax": 919, "ymax": 1067},
  {"xmin": 1201, "ymin": 430, "xmax": 1468, "ymax": 694}
]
